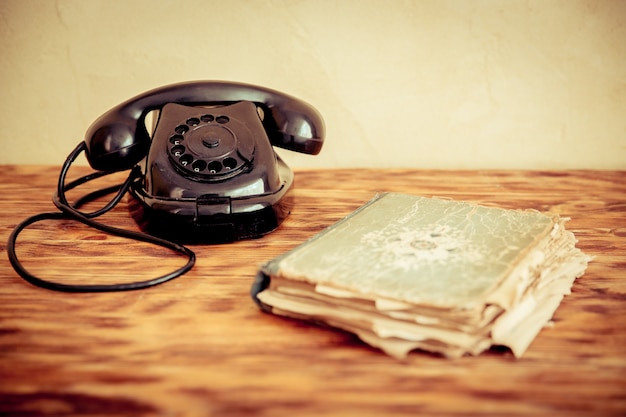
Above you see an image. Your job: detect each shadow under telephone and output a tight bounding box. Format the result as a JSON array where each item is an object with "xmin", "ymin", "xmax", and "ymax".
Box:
[{"xmin": 8, "ymin": 81, "xmax": 325, "ymax": 292}]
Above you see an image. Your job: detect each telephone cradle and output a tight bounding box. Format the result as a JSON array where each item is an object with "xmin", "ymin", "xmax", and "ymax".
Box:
[{"xmin": 127, "ymin": 100, "xmax": 296, "ymax": 243}]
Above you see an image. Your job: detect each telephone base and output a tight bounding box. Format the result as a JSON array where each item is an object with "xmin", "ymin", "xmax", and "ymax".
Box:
[{"xmin": 127, "ymin": 189, "xmax": 293, "ymax": 244}]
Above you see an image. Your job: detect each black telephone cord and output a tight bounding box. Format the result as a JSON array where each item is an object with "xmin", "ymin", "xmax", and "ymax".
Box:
[{"xmin": 7, "ymin": 142, "xmax": 196, "ymax": 292}]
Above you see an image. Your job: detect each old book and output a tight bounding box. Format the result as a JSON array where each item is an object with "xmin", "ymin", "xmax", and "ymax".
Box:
[{"xmin": 251, "ymin": 193, "xmax": 590, "ymax": 359}]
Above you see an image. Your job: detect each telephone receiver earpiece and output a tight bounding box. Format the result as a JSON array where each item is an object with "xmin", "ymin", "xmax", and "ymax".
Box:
[{"xmin": 84, "ymin": 81, "xmax": 325, "ymax": 172}]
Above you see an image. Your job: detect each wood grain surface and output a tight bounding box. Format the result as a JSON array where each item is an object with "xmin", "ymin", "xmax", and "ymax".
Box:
[{"xmin": 0, "ymin": 165, "xmax": 624, "ymax": 416}]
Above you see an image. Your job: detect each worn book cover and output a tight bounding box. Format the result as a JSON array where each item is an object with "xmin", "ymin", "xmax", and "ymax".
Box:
[{"xmin": 251, "ymin": 193, "xmax": 590, "ymax": 358}]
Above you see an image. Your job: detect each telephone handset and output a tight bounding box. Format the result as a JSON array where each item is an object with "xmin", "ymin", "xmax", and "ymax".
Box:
[
  {"xmin": 85, "ymin": 81, "xmax": 324, "ymax": 171},
  {"xmin": 8, "ymin": 81, "xmax": 325, "ymax": 292}
]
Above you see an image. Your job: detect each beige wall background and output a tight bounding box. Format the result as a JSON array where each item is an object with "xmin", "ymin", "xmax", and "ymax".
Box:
[{"xmin": 1, "ymin": 0, "xmax": 625, "ymax": 170}]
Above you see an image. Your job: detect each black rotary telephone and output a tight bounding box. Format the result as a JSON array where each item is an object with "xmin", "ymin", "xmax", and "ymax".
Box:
[{"xmin": 8, "ymin": 81, "xmax": 325, "ymax": 292}]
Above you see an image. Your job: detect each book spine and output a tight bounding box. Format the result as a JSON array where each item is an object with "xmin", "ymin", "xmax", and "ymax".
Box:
[{"xmin": 250, "ymin": 270, "xmax": 273, "ymax": 313}]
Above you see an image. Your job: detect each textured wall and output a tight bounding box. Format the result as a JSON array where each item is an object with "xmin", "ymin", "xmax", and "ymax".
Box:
[{"xmin": 1, "ymin": 0, "xmax": 625, "ymax": 169}]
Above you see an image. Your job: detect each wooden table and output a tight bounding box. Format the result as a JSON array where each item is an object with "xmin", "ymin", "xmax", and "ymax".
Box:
[{"xmin": 0, "ymin": 166, "xmax": 624, "ymax": 416}]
